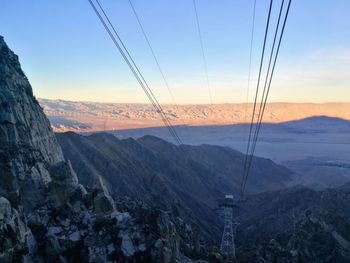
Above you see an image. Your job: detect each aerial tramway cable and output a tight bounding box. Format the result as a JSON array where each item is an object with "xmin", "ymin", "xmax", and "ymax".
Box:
[
  {"xmin": 244, "ymin": 0, "xmax": 257, "ymax": 124},
  {"xmin": 193, "ymin": 0, "xmax": 213, "ymax": 104},
  {"xmin": 128, "ymin": 0, "xmax": 178, "ymax": 106},
  {"xmin": 88, "ymin": 0, "xmax": 182, "ymax": 145},
  {"xmin": 252, "ymin": 0, "xmax": 285, "ymax": 140},
  {"xmin": 241, "ymin": 0, "xmax": 257, "ymax": 197},
  {"xmin": 240, "ymin": 0, "xmax": 274, "ymax": 198},
  {"xmin": 241, "ymin": 0, "xmax": 292, "ymax": 197},
  {"xmin": 242, "ymin": 0, "xmax": 285, "ymax": 195},
  {"xmin": 93, "ymin": 0, "xmax": 181, "ymax": 144}
]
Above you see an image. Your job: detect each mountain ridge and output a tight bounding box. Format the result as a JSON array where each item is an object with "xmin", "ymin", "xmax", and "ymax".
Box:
[{"xmin": 56, "ymin": 131, "xmax": 294, "ymax": 241}]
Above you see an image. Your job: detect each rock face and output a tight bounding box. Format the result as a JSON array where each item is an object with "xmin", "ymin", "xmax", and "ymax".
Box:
[
  {"xmin": 0, "ymin": 36, "xmax": 76, "ymax": 209},
  {"xmin": 236, "ymin": 185, "xmax": 350, "ymax": 262},
  {"xmin": 0, "ymin": 36, "xmax": 216, "ymax": 262}
]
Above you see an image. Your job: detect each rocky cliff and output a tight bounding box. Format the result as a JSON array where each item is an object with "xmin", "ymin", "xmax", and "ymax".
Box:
[
  {"xmin": 0, "ymin": 36, "xmax": 218, "ymax": 262},
  {"xmin": 0, "ymin": 36, "xmax": 79, "ymax": 209}
]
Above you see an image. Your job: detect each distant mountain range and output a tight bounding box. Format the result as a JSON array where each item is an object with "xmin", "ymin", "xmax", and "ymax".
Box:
[
  {"xmin": 281, "ymin": 116, "xmax": 350, "ymax": 133},
  {"xmin": 38, "ymin": 98, "xmax": 350, "ymax": 132},
  {"xmin": 42, "ymin": 98, "xmax": 350, "ymax": 191},
  {"xmin": 108, "ymin": 116, "xmax": 350, "ymax": 191}
]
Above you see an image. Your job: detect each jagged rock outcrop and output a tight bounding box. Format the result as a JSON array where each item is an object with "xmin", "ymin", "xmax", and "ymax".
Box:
[
  {"xmin": 0, "ymin": 36, "xmax": 79, "ymax": 209},
  {"xmin": 0, "ymin": 196, "xmax": 36, "ymax": 262},
  {"xmin": 0, "ymin": 36, "xmax": 216, "ymax": 262}
]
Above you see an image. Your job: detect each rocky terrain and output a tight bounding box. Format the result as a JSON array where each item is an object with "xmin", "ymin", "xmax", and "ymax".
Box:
[
  {"xmin": 57, "ymin": 132, "xmax": 350, "ymax": 263},
  {"xmin": 38, "ymin": 98, "xmax": 350, "ymax": 132},
  {"xmin": 0, "ymin": 36, "xmax": 220, "ymax": 262},
  {"xmin": 236, "ymin": 185, "xmax": 350, "ymax": 262}
]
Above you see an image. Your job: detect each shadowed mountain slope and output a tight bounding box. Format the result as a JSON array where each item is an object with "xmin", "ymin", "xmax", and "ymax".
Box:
[
  {"xmin": 57, "ymin": 132, "xmax": 293, "ymax": 197},
  {"xmin": 56, "ymin": 132, "xmax": 294, "ymax": 241},
  {"xmin": 236, "ymin": 184, "xmax": 350, "ymax": 262}
]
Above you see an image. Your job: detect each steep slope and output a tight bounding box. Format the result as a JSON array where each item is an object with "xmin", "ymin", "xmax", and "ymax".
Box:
[
  {"xmin": 0, "ymin": 35, "xmax": 79, "ymax": 209},
  {"xmin": 236, "ymin": 185, "xmax": 350, "ymax": 262},
  {"xmin": 136, "ymin": 135, "xmax": 292, "ymax": 195},
  {"xmin": 0, "ymin": 36, "xmax": 218, "ymax": 263},
  {"xmin": 56, "ymin": 132, "xmax": 294, "ymax": 242},
  {"xmin": 57, "ymin": 132, "xmax": 293, "ymax": 197}
]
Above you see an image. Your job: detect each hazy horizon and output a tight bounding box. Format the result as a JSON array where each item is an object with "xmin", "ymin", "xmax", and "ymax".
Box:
[{"xmin": 38, "ymin": 98, "xmax": 350, "ymax": 133}]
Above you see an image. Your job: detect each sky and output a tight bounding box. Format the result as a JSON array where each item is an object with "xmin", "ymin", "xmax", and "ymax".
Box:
[{"xmin": 0, "ymin": 0, "xmax": 349, "ymax": 104}]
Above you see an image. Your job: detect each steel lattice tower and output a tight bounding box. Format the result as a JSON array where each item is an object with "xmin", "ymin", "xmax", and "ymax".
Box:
[{"xmin": 219, "ymin": 195, "xmax": 238, "ymax": 257}]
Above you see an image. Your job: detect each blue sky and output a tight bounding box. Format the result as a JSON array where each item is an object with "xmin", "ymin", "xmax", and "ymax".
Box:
[{"xmin": 1, "ymin": 0, "xmax": 349, "ymax": 104}]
